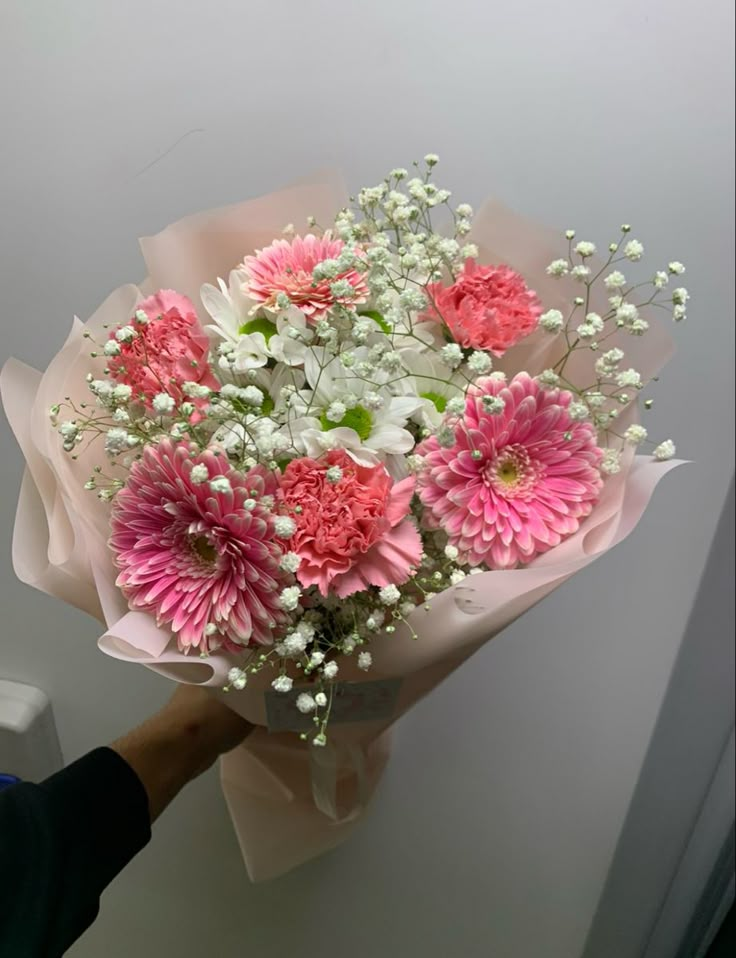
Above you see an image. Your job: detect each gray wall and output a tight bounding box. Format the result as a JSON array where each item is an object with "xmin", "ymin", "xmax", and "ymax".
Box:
[{"xmin": 0, "ymin": 2, "xmax": 733, "ymax": 956}]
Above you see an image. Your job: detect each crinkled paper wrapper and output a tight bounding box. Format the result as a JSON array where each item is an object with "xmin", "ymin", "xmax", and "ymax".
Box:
[{"xmin": 1, "ymin": 174, "xmax": 681, "ymax": 881}]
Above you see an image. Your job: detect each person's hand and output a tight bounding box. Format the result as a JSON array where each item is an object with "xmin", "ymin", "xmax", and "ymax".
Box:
[
  {"xmin": 111, "ymin": 685, "xmax": 254, "ymax": 821},
  {"xmin": 161, "ymin": 684, "xmax": 254, "ymax": 759}
]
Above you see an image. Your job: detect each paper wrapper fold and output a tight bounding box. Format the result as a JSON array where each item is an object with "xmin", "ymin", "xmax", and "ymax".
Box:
[{"xmin": 1, "ymin": 174, "xmax": 682, "ymax": 880}]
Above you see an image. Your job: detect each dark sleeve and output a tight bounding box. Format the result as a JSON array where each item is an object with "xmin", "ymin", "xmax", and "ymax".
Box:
[{"xmin": 0, "ymin": 746, "xmax": 151, "ymax": 958}]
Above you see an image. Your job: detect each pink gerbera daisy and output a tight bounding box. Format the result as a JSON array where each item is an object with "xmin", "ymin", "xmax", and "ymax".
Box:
[
  {"xmin": 241, "ymin": 233, "xmax": 368, "ymax": 321},
  {"xmin": 417, "ymin": 373, "xmax": 603, "ymax": 569},
  {"xmin": 110, "ymin": 440, "xmax": 289, "ymax": 652}
]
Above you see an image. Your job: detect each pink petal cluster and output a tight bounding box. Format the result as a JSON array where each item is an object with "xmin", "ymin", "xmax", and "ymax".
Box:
[
  {"xmin": 417, "ymin": 373, "xmax": 603, "ymax": 569},
  {"xmin": 110, "ymin": 439, "xmax": 289, "ymax": 652},
  {"xmin": 108, "ymin": 290, "xmax": 218, "ymax": 412},
  {"xmin": 242, "ymin": 233, "xmax": 368, "ymax": 321},
  {"xmin": 279, "ymin": 449, "xmax": 422, "ymax": 598},
  {"xmin": 423, "ymin": 260, "xmax": 542, "ymax": 356}
]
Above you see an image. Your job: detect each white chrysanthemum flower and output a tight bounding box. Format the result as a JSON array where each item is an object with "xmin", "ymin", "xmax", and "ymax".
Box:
[
  {"xmin": 653, "ymin": 439, "xmax": 676, "ymax": 461},
  {"xmin": 272, "ymin": 675, "xmax": 293, "ymax": 693}
]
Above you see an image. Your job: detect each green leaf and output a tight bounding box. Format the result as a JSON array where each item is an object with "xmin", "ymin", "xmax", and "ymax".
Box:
[{"xmin": 358, "ymin": 310, "xmax": 392, "ymax": 334}]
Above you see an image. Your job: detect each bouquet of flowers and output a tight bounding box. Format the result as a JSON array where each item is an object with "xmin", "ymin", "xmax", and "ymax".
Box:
[{"xmin": 1, "ymin": 159, "xmax": 686, "ymax": 879}]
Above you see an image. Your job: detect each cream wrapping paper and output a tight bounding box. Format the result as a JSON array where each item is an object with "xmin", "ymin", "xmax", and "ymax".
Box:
[{"xmin": 1, "ymin": 174, "xmax": 682, "ymax": 880}]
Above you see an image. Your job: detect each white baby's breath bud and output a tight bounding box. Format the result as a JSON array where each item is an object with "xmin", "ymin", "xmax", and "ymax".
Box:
[
  {"xmin": 272, "ymin": 675, "xmax": 293, "ymax": 693},
  {"xmin": 309, "ymin": 651, "xmax": 325, "ymax": 669},
  {"xmin": 183, "ymin": 382, "xmax": 211, "ymax": 399},
  {"xmin": 653, "ymin": 439, "xmax": 676, "ymax": 461},
  {"xmin": 228, "ymin": 667, "xmax": 247, "ymax": 689},
  {"xmin": 538, "ymin": 369, "xmax": 560, "ymax": 387},
  {"xmin": 460, "ymin": 243, "xmax": 479, "ymax": 259},
  {"xmin": 314, "ymin": 691, "xmax": 327, "ymax": 707},
  {"xmin": 134, "ymin": 309, "xmax": 149, "ymax": 325},
  {"xmin": 604, "ymin": 271, "xmax": 626, "ymax": 290},
  {"xmin": 190, "ymin": 463, "xmax": 209, "ymax": 484},
  {"xmin": 540, "ymin": 309, "xmax": 565, "ymax": 333},
  {"xmin": 296, "ymin": 692, "xmax": 317, "ymax": 714},
  {"xmin": 312, "ymin": 733, "xmax": 327, "ymax": 747},
  {"xmin": 654, "ymin": 271, "xmax": 669, "ymax": 288},
  {"xmin": 444, "ymin": 544, "xmax": 459, "ymax": 560},
  {"xmin": 672, "ymin": 287, "xmax": 689, "ymax": 305},
  {"xmin": 153, "ymin": 392, "xmax": 175, "ymax": 414},
  {"xmin": 546, "ymin": 259, "xmax": 569, "ymax": 277},
  {"xmin": 446, "ymin": 396, "xmax": 466, "ymax": 416},
  {"xmin": 440, "ymin": 343, "xmax": 464, "ymax": 368},
  {"xmin": 323, "ymin": 661, "xmax": 338, "ymax": 680},
  {"xmin": 668, "ymin": 261, "xmax": 686, "ymax": 275},
  {"xmin": 571, "ymin": 265, "xmax": 591, "ymax": 282},
  {"xmin": 358, "ymin": 652, "xmax": 372, "ymax": 671},
  {"xmin": 624, "ymin": 424, "xmax": 648, "ymax": 445},
  {"xmin": 115, "ymin": 325, "xmax": 137, "ymax": 343},
  {"xmin": 279, "ymin": 585, "xmax": 302, "ymax": 612},
  {"xmin": 437, "ymin": 425, "xmax": 456, "ymax": 448},
  {"xmin": 565, "ymin": 229, "xmax": 576, "ymax": 240},
  {"xmin": 274, "ymin": 515, "xmax": 297, "ymax": 538},
  {"xmin": 325, "ymin": 401, "xmax": 346, "ymax": 423},
  {"xmin": 467, "ymin": 350, "xmax": 492, "ymax": 374},
  {"xmin": 585, "ymin": 391, "xmax": 606, "ymax": 408},
  {"xmin": 569, "ymin": 402, "xmax": 589, "ymax": 421},
  {"xmin": 616, "ymin": 368, "xmax": 642, "ymax": 388},
  {"xmin": 279, "ymin": 552, "xmax": 302, "ymax": 573},
  {"xmin": 103, "ymin": 339, "xmax": 121, "ymax": 357},
  {"xmin": 456, "ymin": 203, "xmax": 473, "ymax": 218},
  {"xmin": 379, "ymin": 584, "xmax": 401, "ymax": 605},
  {"xmin": 574, "ymin": 241, "xmax": 596, "ymax": 257},
  {"xmin": 209, "ymin": 476, "xmax": 232, "ymax": 494},
  {"xmin": 600, "ymin": 449, "xmax": 622, "ymax": 475},
  {"xmin": 616, "ymin": 303, "xmax": 639, "ymax": 323},
  {"xmin": 629, "ymin": 318, "xmax": 650, "ymax": 335},
  {"xmin": 672, "ymin": 304, "xmax": 687, "ymax": 322},
  {"xmin": 325, "ymin": 466, "xmax": 343, "ymax": 485},
  {"xmin": 624, "ymin": 240, "xmax": 644, "ymax": 261},
  {"xmin": 450, "ymin": 570, "xmax": 467, "ymax": 585},
  {"xmin": 481, "ymin": 395, "xmax": 506, "ymax": 415}
]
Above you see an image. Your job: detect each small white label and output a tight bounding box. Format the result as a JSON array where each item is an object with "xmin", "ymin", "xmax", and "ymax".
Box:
[{"xmin": 265, "ymin": 678, "xmax": 402, "ymax": 732}]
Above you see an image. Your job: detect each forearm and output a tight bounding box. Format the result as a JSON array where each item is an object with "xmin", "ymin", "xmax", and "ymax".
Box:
[{"xmin": 111, "ymin": 686, "xmax": 252, "ymax": 822}]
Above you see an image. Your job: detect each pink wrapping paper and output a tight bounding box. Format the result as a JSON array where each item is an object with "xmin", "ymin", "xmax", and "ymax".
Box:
[{"xmin": 1, "ymin": 174, "xmax": 683, "ymax": 880}]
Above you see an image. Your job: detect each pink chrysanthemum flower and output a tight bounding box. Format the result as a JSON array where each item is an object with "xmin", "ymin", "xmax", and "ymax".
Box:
[
  {"xmin": 241, "ymin": 233, "xmax": 368, "ymax": 321},
  {"xmin": 417, "ymin": 373, "xmax": 603, "ymax": 569},
  {"xmin": 423, "ymin": 260, "xmax": 542, "ymax": 355},
  {"xmin": 107, "ymin": 290, "xmax": 218, "ymax": 413},
  {"xmin": 110, "ymin": 440, "xmax": 289, "ymax": 652},
  {"xmin": 279, "ymin": 449, "xmax": 422, "ymax": 597}
]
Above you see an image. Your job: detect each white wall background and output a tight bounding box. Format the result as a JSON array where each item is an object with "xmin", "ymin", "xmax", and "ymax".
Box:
[{"xmin": 0, "ymin": 2, "xmax": 733, "ymax": 956}]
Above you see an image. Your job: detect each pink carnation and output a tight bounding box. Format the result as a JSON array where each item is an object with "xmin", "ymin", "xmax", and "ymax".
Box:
[
  {"xmin": 279, "ymin": 450, "xmax": 422, "ymax": 598},
  {"xmin": 242, "ymin": 233, "xmax": 368, "ymax": 321},
  {"xmin": 417, "ymin": 373, "xmax": 603, "ymax": 569},
  {"xmin": 423, "ymin": 260, "xmax": 542, "ymax": 356},
  {"xmin": 110, "ymin": 439, "xmax": 289, "ymax": 652},
  {"xmin": 108, "ymin": 290, "xmax": 218, "ymax": 412}
]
